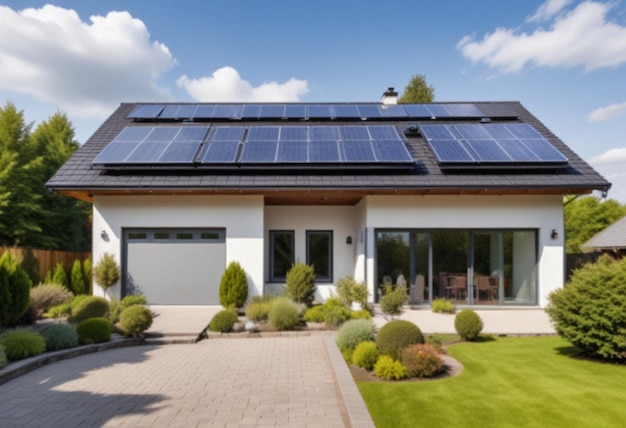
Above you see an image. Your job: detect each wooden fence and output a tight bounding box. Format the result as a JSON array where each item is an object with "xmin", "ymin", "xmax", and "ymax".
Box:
[
  {"xmin": 0, "ymin": 246, "xmax": 91, "ymax": 279},
  {"xmin": 565, "ymin": 252, "xmax": 599, "ymax": 281}
]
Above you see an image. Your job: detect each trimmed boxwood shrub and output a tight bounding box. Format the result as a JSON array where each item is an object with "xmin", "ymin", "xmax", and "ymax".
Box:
[
  {"xmin": 40, "ymin": 323, "xmax": 79, "ymax": 351},
  {"xmin": 335, "ymin": 319, "xmax": 375, "ymax": 351},
  {"xmin": 68, "ymin": 296, "xmax": 110, "ymax": 325},
  {"xmin": 30, "ymin": 283, "xmax": 74, "ymax": 317},
  {"xmin": 352, "ymin": 341, "xmax": 379, "ymax": 371},
  {"xmin": 374, "ymin": 355, "xmax": 407, "ymax": 380},
  {"xmin": 303, "ymin": 305, "xmax": 326, "ymax": 323},
  {"xmin": 219, "ymin": 261, "xmax": 248, "ymax": 309},
  {"xmin": 268, "ymin": 297, "xmax": 300, "ymax": 331},
  {"xmin": 76, "ymin": 318, "xmax": 111, "ymax": 344},
  {"xmin": 546, "ymin": 255, "xmax": 626, "ymax": 361},
  {"xmin": 121, "ymin": 294, "xmax": 148, "ymax": 307},
  {"xmin": 376, "ymin": 320, "xmax": 424, "ymax": 361},
  {"xmin": 0, "ymin": 329, "xmax": 46, "ymax": 360},
  {"xmin": 455, "ymin": 309, "xmax": 483, "ymax": 341},
  {"xmin": 208, "ymin": 309, "xmax": 238, "ymax": 333},
  {"xmin": 119, "ymin": 305, "xmax": 153, "ymax": 337},
  {"xmin": 0, "ymin": 345, "xmax": 7, "ymax": 369},
  {"xmin": 285, "ymin": 262, "xmax": 316, "ymax": 306},
  {"xmin": 402, "ymin": 343, "xmax": 444, "ymax": 378}
]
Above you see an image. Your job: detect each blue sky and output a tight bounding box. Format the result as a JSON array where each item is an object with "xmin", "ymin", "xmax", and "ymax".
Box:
[{"xmin": 1, "ymin": 0, "xmax": 625, "ymax": 201}]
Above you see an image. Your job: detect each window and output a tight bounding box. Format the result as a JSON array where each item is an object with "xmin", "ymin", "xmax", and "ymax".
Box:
[
  {"xmin": 307, "ymin": 231, "xmax": 333, "ymax": 282},
  {"xmin": 270, "ymin": 230, "xmax": 294, "ymax": 282}
]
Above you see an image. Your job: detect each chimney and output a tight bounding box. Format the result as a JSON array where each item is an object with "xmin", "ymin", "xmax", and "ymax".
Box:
[{"xmin": 381, "ymin": 87, "xmax": 398, "ymax": 105}]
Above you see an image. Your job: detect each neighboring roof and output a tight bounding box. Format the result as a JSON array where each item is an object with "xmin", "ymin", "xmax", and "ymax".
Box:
[
  {"xmin": 582, "ymin": 216, "xmax": 626, "ymax": 251},
  {"xmin": 47, "ymin": 101, "xmax": 611, "ymax": 204}
]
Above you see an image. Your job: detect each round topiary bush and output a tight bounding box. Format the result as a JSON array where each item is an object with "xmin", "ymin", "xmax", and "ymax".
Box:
[
  {"xmin": 285, "ymin": 262, "xmax": 316, "ymax": 306},
  {"xmin": 0, "ymin": 329, "xmax": 46, "ymax": 360},
  {"xmin": 30, "ymin": 283, "xmax": 74, "ymax": 317},
  {"xmin": 40, "ymin": 323, "xmax": 79, "ymax": 351},
  {"xmin": 68, "ymin": 296, "xmax": 110, "ymax": 325},
  {"xmin": 335, "ymin": 319, "xmax": 375, "ymax": 351},
  {"xmin": 119, "ymin": 305, "xmax": 153, "ymax": 337},
  {"xmin": 76, "ymin": 317, "xmax": 111, "ymax": 344},
  {"xmin": 268, "ymin": 297, "xmax": 300, "ymax": 331},
  {"xmin": 402, "ymin": 343, "xmax": 444, "ymax": 378},
  {"xmin": 546, "ymin": 255, "xmax": 626, "ymax": 361},
  {"xmin": 376, "ymin": 320, "xmax": 424, "ymax": 361},
  {"xmin": 373, "ymin": 355, "xmax": 407, "ymax": 380},
  {"xmin": 219, "ymin": 261, "xmax": 248, "ymax": 309},
  {"xmin": 208, "ymin": 309, "xmax": 238, "ymax": 333},
  {"xmin": 121, "ymin": 294, "xmax": 148, "ymax": 307},
  {"xmin": 454, "ymin": 309, "xmax": 483, "ymax": 341},
  {"xmin": 352, "ymin": 341, "xmax": 379, "ymax": 371}
]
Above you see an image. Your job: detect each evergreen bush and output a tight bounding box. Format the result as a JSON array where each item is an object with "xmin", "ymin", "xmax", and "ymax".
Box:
[
  {"xmin": 40, "ymin": 323, "xmax": 79, "ymax": 351},
  {"xmin": 546, "ymin": 255, "xmax": 626, "ymax": 360},
  {"xmin": 0, "ymin": 329, "xmax": 46, "ymax": 360},
  {"xmin": 350, "ymin": 309, "xmax": 372, "ymax": 320},
  {"xmin": 20, "ymin": 248, "xmax": 40, "ymax": 285},
  {"xmin": 373, "ymin": 355, "xmax": 407, "ymax": 380},
  {"xmin": 45, "ymin": 301, "xmax": 73, "ymax": 318},
  {"xmin": 380, "ymin": 285, "xmax": 408, "ymax": 318},
  {"xmin": 454, "ymin": 309, "xmax": 483, "ymax": 341},
  {"xmin": 0, "ymin": 345, "xmax": 7, "ymax": 369},
  {"xmin": 336, "ymin": 276, "xmax": 369, "ymax": 309},
  {"xmin": 268, "ymin": 297, "xmax": 300, "ymax": 330},
  {"xmin": 402, "ymin": 344, "xmax": 444, "ymax": 378},
  {"xmin": 70, "ymin": 259, "xmax": 87, "ymax": 295},
  {"xmin": 285, "ymin": 262, "xmax": 316, "ymax": 306},
  {"xmin": 0, "ymin": 252, "xmax": 32, "ymax": 327},
  {"xmin": 208, "ymin": 309, "xmax": 238, "ymax": 333},
  {"xmin": 376, "ymin": 320, "xmax": 424, "ymax": 361},
  {"xmin": 121, "ymin": 294, "xmax": 148, "ymax": 307},
  {"xmin": 93, "ymin": 252, "xmax": 120, "ymax": 290},
  {"xmin": 52, "ymin": 262, "xmax": 68, "ymax": 288},
  {"xmin": 31, "ymin": 283, "xmax": 73, "ymax": 317},
  {"xmin": 76, "ymin": 317, "xmax": 111, "ymax": 344},
  {"xmin": 335, "ymin": 319, "xmax": 375, "ymax": 351},
  {"xmin": 303, "ymin": 305, "xmax": 326, "ymax": 323},
  {"xmin": 431, "ymin": 298, "xmax": 456, "ymax": 314},
  {"xmin": 324, "ymin": 304, "xmax": 351, "ymax": 328},
  {"xmin": 219, "ymin": 261, "xmax": 248, "ymax": 309},
  {"xmin": 83, "ymin": 258, "xmax": 92, "ymax": 294},
  {"xmin": 68, "ymin": 296, "xmax": 110, "ymax": 325},
  {"xmin": 352, "ymin": 341, "xmax": 379, "ymax": 371},
  {"xmin": 119, "ymin": 305, "xmax": 153, "ymax": 337}
]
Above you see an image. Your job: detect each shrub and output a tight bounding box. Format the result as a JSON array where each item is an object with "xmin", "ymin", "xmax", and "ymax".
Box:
[
  {"xmin": 380, "ymin": 285, "xmax": 408, "ymax": 318},
  {"xmin": 0, "ymin": 345, "xmax": 7, "ymax": 369},
  {"xmin": 52, "ymin": 262, "xmax": 68, "ymax": 288},
  {"xmin": 285, "ymin": 262, "xmax": 316, "ymax": 306},
  {"xmin": 0, "ymin": 252, "xmax": 32, "ymax": 327},
  {"xmin": 83, "ymin": 258, "xmax": 92, "ymax": 294},
  {"xmin": 245, "ymin": 295, "xmax": 273, "ymax": 322},
  {"xmin": 208, "ymin": 309, "xmax": 238, "ymax": 333},
  {"xmin": 303, "ymin": 305, "xmax": 326, "ymax": 323},
  {"xmin": 108, "ymin": 298, "xmax": 123, "ymax": 324},
  {"xmin": 432, "ymin": 298, "xmax": 456, "ymax": 314},
  {"xmin": 374, "ymin": 355, "xmax": 407, "ymax": 380},
  {"xmin": 0, "ymin": 329, "xmax": 46, "ymax": 360},
  {"xmin": 268, "ymin": 297, "xmax": 300, "ymax": 331},
  {"xmin": 20, "ymin": 248, "xmax": 40, "ymax": 285},
  {"xmin": 76, "ymin": 318, "xmax": 111, "ymax": 344},
  {"xmin": 402, "ymin": 344, "xmax": 444, "ymax": 378},
  {"xmin": 350, "ymin": 309, "xmax": 372, "ymax": 320},
  {"xmin": 46, "ymin": 301, "xmax": 73, "ymax": 318},
  {"xmin": 219, "ymin": 261, "xmax": 248, "ymax": 309},
  {"xmin": 121, "ymin": 294, "xmax": 148, "ymax": 307},
  {"xmin": 341, "ymin": 347, "xmax": 354, "ymax": 363},
  {"xmin": 335, "ymin": 319, "xmax": 375, "ymax": 351},
  {"xmin": 324, "ymin": 304, "xmax": 351, "ymax": 328},
  {"xmin": 93, "ymin": 252, "xmax": 120, "ymax": 290},
  {"xmin": 352, "ymin": 341, "xmax": 379, "ymax": 371},
  {"xmin": 376, "ymin": 320, "xmax": 424, "ymax": 361},
  {"xmin": 17, "ymin": 303, "xmax": 37, "ymax": 325},
  {"xmin": 336, "ymin": 276, "xmax": 369, "ymax": 309},
  {"xmin": 68, "ymin": 296, "xmax": 110, "ymax": 325},
  {"xmin": 40, "ymin": 323, "xmax": 79, "ymax": 351},
  {"xmin": 70, "ymin": 259, "xmax": 87, "ymax": 295},
  {"xmin": 455, "ymin": 309, "xmax": 483, "ymax": 341},
  {"xmin": 546, "ymin": 255, "xmax": 626, "ymax": 360},
  {"xmin": 425, "ymin": 334, "xmax": 444, "ymax": 352},
  {"xmin": 30, "ymin": 283, "xmax": 73, "ymax": 317},
  {"xmin": 119, "ymin": 305, "xmax": 153, "ymax": 337}
]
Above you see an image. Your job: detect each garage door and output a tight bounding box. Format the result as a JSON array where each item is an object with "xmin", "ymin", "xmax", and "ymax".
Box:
[{"xmin": 123, "ymin": 229, "xmax": 226, "ymax": 305}]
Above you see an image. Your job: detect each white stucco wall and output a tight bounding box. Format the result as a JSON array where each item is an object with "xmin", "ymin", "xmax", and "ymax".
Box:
[{"xmin": 92, "ymin": 195, "xmax": 264, "ymax": 300}]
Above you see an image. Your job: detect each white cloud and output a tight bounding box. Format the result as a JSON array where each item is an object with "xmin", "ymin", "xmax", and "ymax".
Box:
[
  {"xmin": 177, "ymin": 66, "xmax": 308, "ymax": 102},
  {"xmin": 589, "ymin": 147, "xmax": 626, "ymax": 165},
  {"xmin": 0, "ymin": 5, "xmax": 175, "ymax": 118},
  {"xmin": 526, "ymin": 0, "xmax": 572, "ymax": 23},
  {"xmin": 458, "ymin": 1, "xmax": 626, "ymax": 73},
  {"xmin": 587, "ymin": 102, "xmax": 626, "ymax": 122}
]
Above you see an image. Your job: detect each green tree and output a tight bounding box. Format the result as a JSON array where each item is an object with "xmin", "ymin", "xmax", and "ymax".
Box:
[
  {"xmin": 0, "ymin": 252, "xmax": 32, "ymax": 327},
  {"xmin": 70, "ymin": 259, "xmax": 87, "ymax": 295},
  {"xmin": 52, "ymin": 262, "xmax": 68, "ymax": 288},
  {"xmin": 398, "ymin": 74, "xmax": 435, "ymax": 103},
  {"xmin": 564, "ymin": 196, "xmax": 626, "ymax": 253},
  {"xmin": 219, "ymin": 261, "xmax": 248, "ymax": 309}
]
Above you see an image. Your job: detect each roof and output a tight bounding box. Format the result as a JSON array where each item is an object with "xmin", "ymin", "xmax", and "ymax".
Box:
[
  {"xmin": 47, "ymin": 101, "xmax": 611, "ymax": 205},
  {"xmin": 582, "ymin": 216, "xmax": 626, "ymax": 251}
]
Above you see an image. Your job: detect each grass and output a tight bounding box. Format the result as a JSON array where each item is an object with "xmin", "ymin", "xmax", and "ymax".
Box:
[{"xmin": 359, "ymin": 336, "xmax": 626, "ymax": 428}]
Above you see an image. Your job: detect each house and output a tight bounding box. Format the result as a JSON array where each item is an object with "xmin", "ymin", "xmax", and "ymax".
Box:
[
  {"xmin": 582, "ymin": 215, "xmax": 626, "ymax": 258},
  {"xmin": 46, "ymin": 93, "xmax": 610, "ymax": 308}
]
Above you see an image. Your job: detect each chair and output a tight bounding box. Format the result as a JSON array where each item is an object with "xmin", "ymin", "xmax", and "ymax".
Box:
[
  {"xmin": 446, "ymin": 276, "xmax": 467, "ymax": 301},
  {"xmin": 475, "ymin": 275, "xmax": 497, "ymax": 302}
]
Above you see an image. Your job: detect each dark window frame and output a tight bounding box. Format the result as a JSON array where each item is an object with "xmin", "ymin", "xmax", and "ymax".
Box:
[{"xmin": 306, "ymin": 230, "xmax": 333, "ymax": 283}]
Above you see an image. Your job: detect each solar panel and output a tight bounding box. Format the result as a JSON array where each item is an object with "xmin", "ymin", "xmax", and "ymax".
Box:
[
  {"xmin": 127, "ymin": 104, "xmax": 165, "ymax": 119},
  {"xmin": 209, "ymin": 127, "xmax": 245, "ymax": 142},
  {"xmin": 403, "ymin": 104, "xmax": 433, "ymax": 118},
  {"xmin": 368, "ymin": 125, "xmax": 401, "ymax": 140},
  {"xmin": 212, "ymin": 104, "xmax": 243, "ymax": 119},
  {"xmin": 240, "ymin": 141, "xmax": 278, "ymax": 162},
  {"xmin": 341, "ymin": 140, "xmax": 376, "ymax": 162},
  {"xmin": 380, "ymin": 104, "xmax": 407, "ymax": 117},
  {"xmin": 126, "ymin": 142, "xmax": 169, "ymax": 163},
  {"xmin": 241, "ymin": 105, "xmax": 261, "ymax": 119},
  {"xmin": 158, "ymin": 142, "xmax": 202, "ymax": 163},
  {"xmin": 428, "ymin": 140, "xmax": 474, "ymax": 162},
  {"xmin": 284, "ymin": 104, "xmax": 306, "ymax": 118},
  {"xmin": 465, "ymin": 139, "xmax": 511, "ymax": 162},
  {"xmin": 146, "ymin": 127, "xmax": 181, "ymax": 142},
  {"xmin": 200, "ymin": 141, "xmax": 240, "ymax": 163},
  {"xmin": 339, "ymin": 126, "xmax": 369, "ymax": 140},
  {"xmin": 277, "ymin": 140, "xmax": 308, "ymax": 162},
  {"xmin": 307, "ymin": 104, "xmax": 334, "ymax": 118},
  {"xmin": 93, "ymin": 142, "xmax": 140, "ymax": 164},
  {"xmin": 193, "ymin": 105, "xmax": 216, "ymax": 118},
  {"xmin": 333, "ymin": 105, "xmax": 361, "ymax": 118},
  {"xmin": 357, "ymin": 105, "xmax": 382, "ymax": 118},
  {"xmin": 521, "ymin": 139, "xmax": 568, "ymax": 162},
  {"xmin": 372, "ymin": 140, "xmax": 414, "ymax": 162},
  {"xmin": 247, "ymin": 126, "xmax": 280, "ymax": 141},
  {"xmin": 280, "ymin": 127, "xmax": 308, "ymax": 141},
  {"xmin": 443, "ymin": 104, "xmax": 484, "ymax": 117},
  {"xmin": 309, "ymin": 140, "xmax": 340, "ymax": 162},
  {"xmin": 174, "ymin": 126, "xmax": 209, "ymax": 142},
  {"xmin": 114, "ymin": 127, "xmax": 153, "ymax": 142},
  {"xmin": 310, "ymin": 126, "xmax": 338, "ymax": 140},
  {"xmin": 259, "ymin": 104, "xmax": 285, "ymax": 118}
]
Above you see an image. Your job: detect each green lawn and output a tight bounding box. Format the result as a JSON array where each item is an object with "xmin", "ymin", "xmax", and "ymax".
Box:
[{"xmin": 358, "ymin": 337, "xmax": 626, "ymax": 428}]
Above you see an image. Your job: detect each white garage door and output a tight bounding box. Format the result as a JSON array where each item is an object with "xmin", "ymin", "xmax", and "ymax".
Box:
[{"xmin": 123, "ymin": 229, "xmax": 226, "ymax": 305}]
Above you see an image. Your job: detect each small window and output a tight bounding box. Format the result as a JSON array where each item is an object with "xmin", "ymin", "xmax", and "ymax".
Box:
[
  {"xmin": 200, "ymin": 232, "xmax": 220, "ymax": 240},
  {"xmin": 154, "ymin": 232, "xmax": 170, "ymax": 240},
  {"xmin": 270, "ymin": 230, "xmax": 294, "ymax": 282},
  {"xmin": 128, "ymin": 232, "xmax": 147, "ymax": 240},
  {"xmin": 307, "ymin": 231, "xmax": 333, "ymax": 282},
  {"xmin": 176, "ymin": 232, "xmax": 193, "ymax": 240}
]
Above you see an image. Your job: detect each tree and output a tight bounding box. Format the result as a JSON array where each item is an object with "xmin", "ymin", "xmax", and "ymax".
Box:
[
  {"xmin": 219, "ymin": 261, "xmax": 248, "ymax": 309},
  {"xmin": 398, "ymin": 74, "xmax": 435, "ymax": 103},
  {"xmin": 564, "ymin": 196, "xmax": 626, "ymax": 253}
]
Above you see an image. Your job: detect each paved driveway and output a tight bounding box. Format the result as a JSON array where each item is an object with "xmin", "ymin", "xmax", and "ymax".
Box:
[{"xmin": 0, "ymin": 336, "xmax": 351, "ymax": 427}]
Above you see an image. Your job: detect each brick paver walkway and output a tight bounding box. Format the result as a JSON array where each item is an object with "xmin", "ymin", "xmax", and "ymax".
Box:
[{"xmin": 0, "ymin": 336, "xmax": 350, "ymax": 427}]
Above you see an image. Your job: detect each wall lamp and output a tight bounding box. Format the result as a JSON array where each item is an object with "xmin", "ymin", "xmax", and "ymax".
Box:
[
  {"xmin": 101, "ymin": 230, "xmax": 110, "ymax": 242},
  {"xmin": 346, "ymin": 236, "xmax": 353, "ymax": 245},
  {"xmin": 551, "ymin": 229, "xmax": 558, "ymax": 240}
]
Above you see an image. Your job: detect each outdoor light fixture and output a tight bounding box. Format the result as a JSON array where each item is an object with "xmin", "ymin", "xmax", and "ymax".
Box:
[
  {"xmin": 101, "ymin": 230, "xmax": 110, "ymax": 242},
  {"xmin": 551, "ymin": 229, "xmax": 558, "ymax": 240},
  {"xmin": 346, "ymin": 236, "xmax": 353, "ymax": 245}
]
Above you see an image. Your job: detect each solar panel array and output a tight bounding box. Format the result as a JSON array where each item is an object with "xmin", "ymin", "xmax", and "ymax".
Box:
[
  {"xmin": 127, "ymin": 103, "xmax": 500, "ymax": 121},
  {"xmin": 418, "ymin": 123, "xmax": 568, "ymax": 166},
  {"xmin": 92, "ymin": 125, "xmax": 415, "ymax": 167}
]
